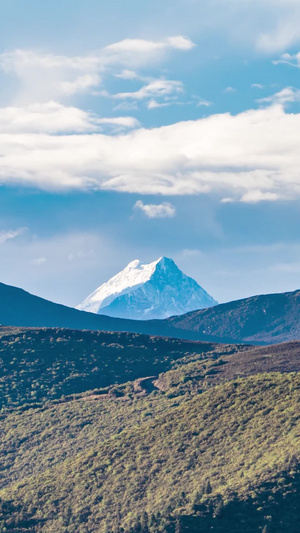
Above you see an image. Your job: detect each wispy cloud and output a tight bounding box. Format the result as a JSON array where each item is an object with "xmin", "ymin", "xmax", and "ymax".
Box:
[
  {"xmin": 115, "ymin": 70, "xmax": 142, "ymax": 80},
  {"xmin": 273, "ymin": 51, "xmax": 300, "ymax": 68},
  {"xmin": 0, "ymin": 228, "xmax": 27, "ymax": 244},
  {"xmin": 68, "ymin": 250, "xmax": 96, "ymax": 262},
  {"xmin": 106, "ymin": 36, "xmax": 195, "ymax": 54},
  {"xmin": 32, "ymin": 257, "xmax": 47, "ymax": 265},
  {"xmin": 112, "ymin": 79, "xmax": 184, "ymax": 101},
  {"xmin": 0, "ymin": 36, "xmax": 194, "ymax": 103},
  {"xmin": 97, "ymin": 116, "xmax": 140, "ymax": 129},
  {"xmin": 257, "ymin": 87, "xmax": 300, "ymax": 106},
  {"xmin": 1, "ymin": 102, "xmax": 300, "ymax": 203},
  {"xmin": 147, "ymin": 99, "xmax": 171, "ymax": 109},
  {"xmin": 195, "ymin": 98, "xmax": 212, "ymax": 107},
  {"xmin": 239, "ymin": 191, "xmax": 279, "ymax": 203},
  {"xmin": 134, "ymin": 200, "xmax": 176, "ymax": 218},
  {"xmin": 257, "ymin": 16, "xmax": 300, "ymax": 53}
]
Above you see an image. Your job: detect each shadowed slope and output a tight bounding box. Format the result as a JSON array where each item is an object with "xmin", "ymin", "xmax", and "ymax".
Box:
[
  {"xmin": 0, "ymin": 282, "xmax": 228, "ymax": 342},
  {"xmin": 1, "ymin": 281, "xmax": 300, "ymax": 344},
  {"xmin": 165, "ymin": 289, "xmax": 300, "ymax": 344}
]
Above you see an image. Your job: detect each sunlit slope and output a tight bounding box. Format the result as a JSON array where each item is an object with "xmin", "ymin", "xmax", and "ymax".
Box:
[{"xmin": 1, "ymin": 373, "xmax": 300, "ymax": 532}]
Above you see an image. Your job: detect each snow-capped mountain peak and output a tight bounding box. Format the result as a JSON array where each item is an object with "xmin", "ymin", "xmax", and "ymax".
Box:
[{"xmin": 77, "ymin": 256, "xmax": 218, "ymax": 320}]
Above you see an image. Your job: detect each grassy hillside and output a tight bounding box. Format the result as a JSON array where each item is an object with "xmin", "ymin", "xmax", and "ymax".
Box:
[
  {"xmin": 1, "ymin": 336, "xmax": 299, "ymax": 490},
  {"xmin": 1, "ymin": 328, "xmax": 300, "ymax": 531},
  {"xmin": 155, "ymin": 341, "xmax": 300, "ymax": 395},
  {"xmin": 0, "ymin": 327, "xmax": 246, "ymax": 409},
  {"xmin": 1, "ymin": 373, "xmax": 300, "ymax": 532},
  {"xmin": 1, "ymin": 326, "xmax": 300, "ymax": 410}
]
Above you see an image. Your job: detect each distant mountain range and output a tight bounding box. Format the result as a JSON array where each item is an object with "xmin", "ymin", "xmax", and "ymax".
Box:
[
  {"xmin": 165, "ymin": 289, "xmax": 300, "ymax": 344},
  {"xmin": 1, "ymin": 280, "xmax": 300, "ymax": 344},
  {"xmin": 77, "ymin": 256, "xmax": 218, "ymax": 320}
]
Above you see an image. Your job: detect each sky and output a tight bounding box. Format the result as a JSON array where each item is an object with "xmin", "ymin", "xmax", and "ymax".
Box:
[{"xmin": 1, "ymin": 0, "xmax": 300, "ymax": 306}]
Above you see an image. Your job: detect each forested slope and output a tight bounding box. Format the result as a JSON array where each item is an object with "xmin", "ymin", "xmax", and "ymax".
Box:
[{"xmin": 1, "ymin": 374, "xmax": 300, "ymax": 532}]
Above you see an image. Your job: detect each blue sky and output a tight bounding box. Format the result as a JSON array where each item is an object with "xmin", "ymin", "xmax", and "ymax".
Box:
[{"xmin": 1, "ymin": 0, "xmax": 300, "ymax": 306}]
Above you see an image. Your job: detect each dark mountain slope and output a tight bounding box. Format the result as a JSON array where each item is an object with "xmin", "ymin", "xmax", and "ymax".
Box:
[
  {"xmin": 0, "ymin": 281, "xmax": 140, "ymax": 331},
  {"xmin": 1, "ymin": 281, "xmax": 300, "ymax": 344},
  {"xmin": 0, "ymin": 282, "xmax": 228, "ymax": 342},
  {"xmin": 165, "ymin": 289, "xmax": 300, "ymax": 344}
]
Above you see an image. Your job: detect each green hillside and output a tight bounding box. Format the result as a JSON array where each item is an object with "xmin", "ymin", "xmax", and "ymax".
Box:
[
  {"xmin": 0, "ymin": 327, "xmax": 245, "ymax": 409},
  {"xmin": 1, "ymin": 327, "xmax": 300, "ymax": 532},
  {"xmin": 1, "ymin": 373, "xmax": 300, "ymax": 532}
]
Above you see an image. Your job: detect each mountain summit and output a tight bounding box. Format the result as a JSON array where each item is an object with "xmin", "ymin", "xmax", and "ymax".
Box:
[{"xmin": 77, "ymin": 256, "xmax": 218, "ymax": 320}]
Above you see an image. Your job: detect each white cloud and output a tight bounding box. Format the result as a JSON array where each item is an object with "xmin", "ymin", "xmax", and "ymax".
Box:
[
  {"xmin": 112, "ymin": 79, "xmax": 184, "ymax": 101},
  {"xmin": 115, "ymin": 70, "xmax": 141, "ymax": 80},
  {"xmin": 147, "ymin": 97, "xmax": 196, "ymax": 110},
  {"xmin": 134, "ymin": 200, "xmax": 176, "ymax": 218},
  {"xmin": 0, "ymin": 227, "xmax": 27, "ymax": 244},
  {"xmin": 113, "ymin": 101, "xmax": 139, "ymax": 112},
  {"xmin": 166, "ymin": 36, "xmax": 196, "ymax": 50},
  {"xmin": 60, "ymin": 74, "xmax": 101, "ymax": 96},
  {"xmin": 147, "ymin": 99, "xmax": 170, "ymax": 109},
  {"xmin": 97, "ymin": 116, "xmax": 140, "ymax": 128},
  {"xmin": 196, "ymin": 99, "xmax": 212, "ymax": 107},
  {"xmin": 240, "ymin": 190, "xmax": 279, "ymax": 203},
  {"xmin": 0, "ymin": 36, "xmax": 194, "ymax": 103},
  {"xmin": 224, "ymin": 86, "xmax": 236, "ymax": 93},
  {"xmin": 32, "ymin": 257, "xmax": 47, "ymax": 265},
  {"xmin": 1, "ymin": 104, "xmax": 300, "ymax": 202},
  {"xmin": 258, "ymin": 87, "xmax": 300, "ymax": 105},
  {"xmin": 0, "ymin": 102, "xmax": 139, "ymax": 133},
  {"xmin": 0, "ymin": 49, "xmax": 102, "ymax": 102},
  {"xmin": 273, "ymin": 51, "xmax": 300, "ymax": 68},
  {"xmin": 251, "ymin": 83, "xmax": 264, "ymax": 89},
  {"xmin": 106, "ymin": 36, "xmax": 195, "ymax": 54}
]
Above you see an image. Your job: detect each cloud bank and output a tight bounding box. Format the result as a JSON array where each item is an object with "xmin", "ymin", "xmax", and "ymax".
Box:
[
  {"xmin": 0, "ymin": 102, "xmax": 139, "ymax": 133},
  {"xmin": 0, "ymin": 102, "xmax": 300, "ymax": 202}
]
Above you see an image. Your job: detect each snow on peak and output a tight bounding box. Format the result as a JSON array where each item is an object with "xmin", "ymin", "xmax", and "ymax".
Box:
[
  {"xmin": 77, "ymin": 257, "xmax": 218, "ymax": 320},
  {"xmin": 126, "ymin": 259, "xmax": 140, "ymax": 269}
]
